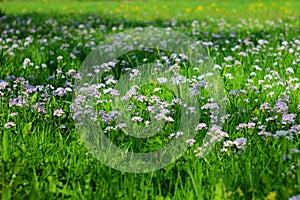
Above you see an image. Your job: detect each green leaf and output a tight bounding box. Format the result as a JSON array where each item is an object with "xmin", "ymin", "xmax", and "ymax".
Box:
[
  {"xmin": 262, "ymin": 173, "xmax": 272, "ymax": 188},
  {"xmin": 155, "ymin": 195, "xmax": 171, "ymax": 200},
  {"xmin": 2, "ymin": 131, "xmax": 8, "ymax": 161},
  {"xmin": 2, "ymin": 187, "xmax": 11, "ymax": 200},
  {"xmin": 22, "ymin": 122, "xmax": 32, "ymax": 136},
  {"xmin": 214, "ymin": 178, "xmax": 224, "ymax": 200},
  {"xmin": 30, "ymin": 93, "xmax": 38, "ymax": 104}
]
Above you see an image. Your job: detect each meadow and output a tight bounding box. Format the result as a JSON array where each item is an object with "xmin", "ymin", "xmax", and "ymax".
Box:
[{"xmin": 0, "ymin": 0, "xmax": 300, "ymax": 199}]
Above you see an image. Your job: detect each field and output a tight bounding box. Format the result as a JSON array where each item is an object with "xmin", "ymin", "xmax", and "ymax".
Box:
[{"xmin": 0, "ymin": 0, "xmax": 300, "ymax": 199}]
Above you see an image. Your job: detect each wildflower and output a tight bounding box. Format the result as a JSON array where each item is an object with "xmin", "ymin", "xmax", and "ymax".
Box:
[
  {"xmin": 0, "ymin": 80, "xmax": 9, "ymax": 89},
  {"xmin": 289, "ymin": 195, "xmax": 300, "ymax": 200},
  {"xmin": 157, "ymin": 77, "xmax": 168, "ymax": 84},
  {"xmin": 208, "ymin": 125, "xmax": 229, "ymax": 142},
  {"xmin": 186, "ymin": 139, "xmax": 196, "ymax": 146},
  {"xmin": 224, "ymin": 56, "xmax": 234, "ymax": 61},
  {"xmin": 129, "ymin": 69, "xmax": 140, "ymax": 80},
  {"xmin": 153, "ymin": 88, "xmax": 161, "ymax": 93},
  {"xmin": 53, "ymin": 87, "xmax": 66, "ymax": 96},
  {"xmin": 258, "ymin": 131, "xmax": 271, "ymax": 137},
  {"xmin": 109, "ymin": 89, "xmax": 120, "ymax": 97},
  {"xmin": 224, "ymin": 73, "xmax": 234, "ymax": 79},
  {"xmin": 233, "ymin": 137, "xmax": 247, "ymax": 150},
  {"xmin": 213, "ymin": 64, "xmax": 222, "ymax": 70},
  {"xmin": 57, "ymin": 55, "xmax": 63, "ymax": 62},
  {"xmin": 22, "ymin": 58, "xmax": 32, "ymax": 69},
  {"xmin": 260, "ymin": 102, "xmax": 272, "ymax": 112},
  {"xmin": 283, "ymin": 154, "xmax": 292, "ymax": 161},
  {"xmin": 195, "ymin": 123, "xmax": 207, "ymax": 131},
  {"xmin": 190, "ymin": 87, "xmax": 199, "ymax": 96},
  {"xmin": 274, "ymin": 130, "xmax": 289, "ymax": 138},
  {"xmin": 291, "ymin": 148, "xmax": 300, "ymax": 154},
  {"xmin": 32, "ymin": 104, "xmax": 47, "ymax": 114},
  {"xmin": 253, "ymin": 65, "xmax": 262, "ymax": 71},
  {"xmin": 247, "ymin": 122, "xmax": 256, "ymax": 129},
  {"xmin": 41, "ymin": 63, "xmax": 47, "ymax": 69},
  {"xmin": 282, "ymin": 113, "xmax": 296, "ymax": 125},
  {"xmin": 236, "ymin": 123, "xmax": 248, "ymax": 130},
  {"xmin": 53, "ymin": 109, "xmax": 65, "ymax": 117},
  {"xmin": 10, "ymin": 112, "xmax": 18, "ymax": 117},
  {"xmin": 4, "ymin": 122, "xmax": 16, "ymax": 129},
  {"xmin": 175, "ymin": 131, "xmax": 184, "ymax": 138},
  {"xmin": 286, "ymin": 67, "xmax": 294, "ymax": 74},
  {"xmin": 9, "ymin": 98, "xmax": 27, "ymax": 107},
  {"xmin": 131, "ymin": 116, "xmax": 143, "ymax": 122},
  {"xmin": 168, "ymin": 133, "xmax": 176, "ymax": 139},
  {"xmin": 274, "ymin": 101, "xmax": 289, "ymax": 114}
]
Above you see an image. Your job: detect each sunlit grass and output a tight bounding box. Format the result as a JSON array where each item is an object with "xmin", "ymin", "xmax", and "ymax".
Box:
[{"xmin": 0, "ymin": 0, "xmax": 300, "ymax": 199}]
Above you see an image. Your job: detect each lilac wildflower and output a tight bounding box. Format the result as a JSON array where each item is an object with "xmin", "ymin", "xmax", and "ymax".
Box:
[
  {"xmin": 131, "ymin": 116, "xmax": 143, "ymax": 122},
  {"xmin": 274, "ymin": 101, "xmax": 289, "ymax": 114},
  {"xmin": 233, "ymin": 138, "xmax": 247, "ymax": 150},
  {"xmin": 53, "ymin": 109, "xmax": 65, "ymax": 117},
  {"xmin": 186, "ymin": 139, "xmax": 196, "ymax": 146},
  {"xmin": 282, "ymin": 113, "xmax": 296, "ymax": 125},
  {"xmin": 9, "ymin": 112, "xmax": 18, "ymax": 117},
  {"xmin": 289, "ymin": 195, "xmax": 300, "ymax": 200},
  {"xmin": 4, "ymin": 122, "xmax": 16, "ymax": 129},
  {"xmin": 236, "ymin": 123, "xmax": 248, "ymax": 130}
]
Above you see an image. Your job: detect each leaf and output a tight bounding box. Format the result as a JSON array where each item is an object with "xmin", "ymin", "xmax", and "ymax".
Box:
[
  {"xmin": 155, "ymin": 195, "xmax": 171, "ymax": 200},
  {"xmin": 30, "ymin": 93, "xmax": 38, "ymax": 104},
  {"xmin": 214, "ymin": 178, "xmax": 224, "ymax": 200},
  {"xmin": 22, "ymin": 122, "xmax": 32, "ymax": 136},
  {"xmin": 2, "ymin": 132, "xmax": 8, "ymax": 161},
  {"xmin": 262, "ymin": 173, "xmax": 273, "ymax": 187},
  {"xmin": 2, "ymin": 187, "xmax": 11, "ymax": 200}
]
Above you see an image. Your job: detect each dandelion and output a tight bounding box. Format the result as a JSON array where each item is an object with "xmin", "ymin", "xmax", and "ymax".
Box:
[{"xmin": 196, "ymin": 6, "xmax": 203, "ymax": 11}]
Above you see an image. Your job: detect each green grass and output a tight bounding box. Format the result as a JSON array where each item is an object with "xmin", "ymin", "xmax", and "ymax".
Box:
[
  {"xmin": 0, "ymin": 0, "xmax": 300, "ymax": 199},
  {"xmin": 1, "ymin": 0, "xmax": 300, "ymax": 21}
]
